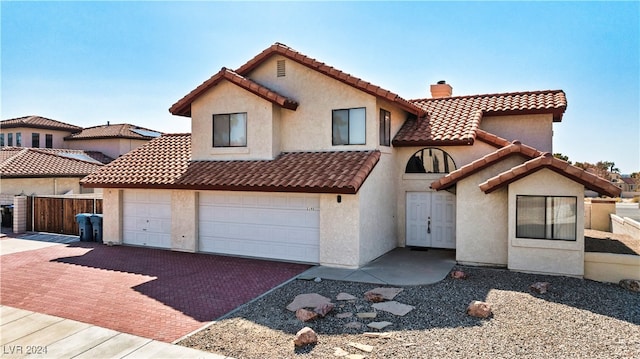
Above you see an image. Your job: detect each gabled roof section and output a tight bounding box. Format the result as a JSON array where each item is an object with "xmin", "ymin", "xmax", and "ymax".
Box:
[
  {"xmin": 64, "ymin": 123, "xmax": 162, "ymax": 141},
  {"xmin": 431, "ymin": 138, "xmax": 542, "ymax": 191},
  {"xmin": 393, "ymin": 90, "xmax": 567, "ymax": 146},
  {"xmin": 81, "ymin": 134, "xmax": 380, "ymax": 194},
  {"xmin": 170, "ymin": 67, "xmax": 299, "ymax": 117},
  {"xmin": 0, "ymin": 147, "xmax": 103, "ymax": 178},
  {"xmin": 1, "ymin": 116, "xmax": 82, "ymax": 132},
  {"xmin": 479, "ymin": 153, "xmax": 621, "ymax": 198}
]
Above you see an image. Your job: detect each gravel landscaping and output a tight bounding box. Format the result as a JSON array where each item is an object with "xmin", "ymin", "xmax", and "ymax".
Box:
[{"xmin": 179, "ymin": 265, "xmax": 640, "ymax": 358}]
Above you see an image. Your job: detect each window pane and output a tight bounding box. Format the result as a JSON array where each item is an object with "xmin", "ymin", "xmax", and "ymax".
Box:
[
  {"xmin": 32, "ymin": 133, "xmax": 40, "ymax": 148},
  {"xmin": 0, "ymin": 134, "xmax": 4, "ymax": 147},
  {"xmin": 229, "ymin": 113, "xmax": 247, "ymax": 146},
  {"xmin": 7, "ymin": 133, "xmax": 13, "ymax": 146},
  {"xmin": 45, "ymin": 134, "xmax": 53, "ymax": 148},
  {"xmin": 380, "ymin": 109, "xmax": 390, "ymax": 146},
  {"xmin": 516, "ymin": 196, "xmax": 546, "ymax": 238},
  {"xmin": 213, "ymin": 114, "xmax": 230, "ymax": 147},
  {"xmin": 332, "ymin": 110, "xmax": 349, "ymax": 145},
  {"xmin": 348, "ymin": 108, "xmax": 366, "ymax": 144},
  {"xmin": 548, "ymin": 197, "xmax": 576, "ymax": 240},
  {"xmin": 16, "ymin": 133, "xmax": 22, "ymax": 147}
]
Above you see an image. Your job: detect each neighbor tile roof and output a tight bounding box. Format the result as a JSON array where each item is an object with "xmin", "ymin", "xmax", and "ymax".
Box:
[
  {"xmin": 1, "ymin": 116, "xmax": 82, "ymax": 132},
  {"xmin": 81, "ymin": 134, "xmax": 380, "ymax": 194},
  {"xmin": 170, "ymin": 43, "xmax": 425, "ymax": 118},
  {"xmin": 28, "ymin": 148, "xmax": 114, "ymax": 164},
  {"xmin": 64, "ymin": 123, "xmax": 162, "ymax": 141},
  {"xmin": 392, "ymin": 90, "xmax": 567, "ymax": 146},
  {"xmin": 170, "ymin": 67, "xmax": 299, "ymax": 116},
  {"xmin": 0, "ymin": 148, "xmax": 103, "ymax": 178},
  {"xmin": 479, "ymin": 153, "xmax": 621, "ymax": 198}
]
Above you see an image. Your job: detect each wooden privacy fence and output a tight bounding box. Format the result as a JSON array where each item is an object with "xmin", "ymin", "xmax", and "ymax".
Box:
[{"xmin": 27, "ymin": 196, "xmax": 103, "ymax": 235}]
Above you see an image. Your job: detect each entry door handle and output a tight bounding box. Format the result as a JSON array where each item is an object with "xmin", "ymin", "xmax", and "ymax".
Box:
[{"xmin": 427, "ymin": 216, "xmax": 431, "ymax": 234}]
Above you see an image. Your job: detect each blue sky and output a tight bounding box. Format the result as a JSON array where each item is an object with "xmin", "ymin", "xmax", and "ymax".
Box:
[{"xmin": 2, "ymin": 1, "xmax": 638, "ymax": 173}]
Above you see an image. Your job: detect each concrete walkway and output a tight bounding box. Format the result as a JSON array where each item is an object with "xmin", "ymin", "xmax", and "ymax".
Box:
[
  {"xmin": 0, "ymin": 306, "xmax": 229, "ymax": 359},
  {"xmin": 299, "ymin": 247, "xmax": 456, "ymax": 286}
]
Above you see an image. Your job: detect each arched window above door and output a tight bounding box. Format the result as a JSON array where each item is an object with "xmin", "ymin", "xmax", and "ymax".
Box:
[{"xmin": 405, "ymin": 148, "xmax": 456, "ymax": 174}]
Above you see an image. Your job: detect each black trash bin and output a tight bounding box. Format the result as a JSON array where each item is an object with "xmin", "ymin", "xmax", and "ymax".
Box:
[
  {"xmin": 89, "ymin": 214, "xmax": 104, "ymax": 243},
  {"xmin": 75, "ymin": 213, "xmax": 93, "ymax": 242}
]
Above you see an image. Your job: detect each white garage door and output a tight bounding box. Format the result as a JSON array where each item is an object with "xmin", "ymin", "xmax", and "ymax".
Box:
[
  {"xmin": 123, "ymin": 189, "xmax": 172, "ymax": 248},
  {"xmin": 199, "ymin": 192, "xmax": 320, "ymax": 263}
]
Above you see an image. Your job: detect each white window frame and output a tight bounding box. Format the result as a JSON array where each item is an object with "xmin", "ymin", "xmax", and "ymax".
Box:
[
  {"xmin": 516, "ymin": 195, "xmax": 577, "ymax": 241},
  {"xmin": 332, "ymin": 107, "xmax": 366, "ymax": 145}
]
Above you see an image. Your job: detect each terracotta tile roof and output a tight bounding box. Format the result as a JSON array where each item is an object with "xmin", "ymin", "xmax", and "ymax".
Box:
[
  {"xmin": 64, "ymin": 123, "xmax": 162, "ymax": 141},
  {"xmin": 430, "ymin": 138, "xmax": 542, "ymax": 191},
  {"xmin": 170, "ymin": 43, "xmax": 425, "ymax": 118},
  {"xmin": 1, "ymin": 116, "xmax": 82, "ymax": 132},
  {"xmin": 170, "ymin": 67, "xmax": 299, "ymax": 117},
  {"xmin": 479, "ymin": 153, "xmax": 621, "ymax": 198},
  {"xmin": 81, "ymin": 134, "xmax": 380, "ymax": 194},
  {"xmin": 0, "ymin": 147, "xmax": 103, "ymax": 178},
  {"xmin": 393, "ymin": 90, "xmax": 567, "ymax": 146}
]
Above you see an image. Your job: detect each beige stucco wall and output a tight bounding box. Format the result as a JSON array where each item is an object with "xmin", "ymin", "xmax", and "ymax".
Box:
[
  {"xmin": 171, "ymin": 190, "xmax": 198, "ymax": 252},
  {"xmin": 102, "ymin": 188, "xmax": 123, "ymax": 245},
  {"xmin": 0, "ymin": 177, "xmax": 87, "ymax": 196},
  {"xmin": 1, "ymin": 127, "xmax": 73, "ymax": 148},
  {"xmin": 358, "ymin": 153, "xmax": 397, "ymax": 264},
  {"xmin": 507, "ymin": 169, "xmax": 585, "ymax": 277},
  {"xmin": 66, "ymin": 138, "xmax": 150, "ymax": 159},
  {"xmin": 480, "ymin": 114, "xmax": 554, "ymax": 152},
  {"xmin": 587, "ymin": 199, "xmax": 616, "ymax": 232},
  {"xmin": 191, "ymin": 80, "xmax": 278, "ymax": 161},
  {"xmin": 584, "ymin": 252, "xmax": 640, "ymax": 283},
  {"xmin": 319, "ymin": 192, "xmax": 360, "ymax": 268}
]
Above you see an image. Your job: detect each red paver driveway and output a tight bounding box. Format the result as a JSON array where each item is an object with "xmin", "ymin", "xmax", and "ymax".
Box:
[{"xmin": 1, "ymin": 240, "xmax": 310, "ymax": 342}]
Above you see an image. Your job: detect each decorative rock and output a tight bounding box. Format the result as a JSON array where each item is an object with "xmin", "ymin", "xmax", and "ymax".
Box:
[
  {"xmin": 364, "ymin": 332, "xmax": 393, "ymax": 339},
  {"xmin": 296, "ymin": 308, "xmax": 319, "ymax": 322},
  {"xmin": 356, "ymin": 312, "xmax": 377, "ymax": 319},
  {"xmin": 450, "ymin": 270, "xmax": 468, "ymax": 279},
  {"xmin": 287, "ymin": 293, "xmax": 332, "ymax": 311},
  {"xmin": 333, "ymin": 347, "xmax": 349, "ymax": 357},
  {"xmin": 364, "ymin": 287, "xmax": 403, "ymax": 300},
  {"xmin": 466, "ymin": 300, "xmax": 492, "ymax": 319},
  {"xmin": 314, "ymin": 277, "xmax": 322, "ymax": 283},
  {"xmin": 364, "ymin": 292, "xmax": 385, "ymax": 302},
  {"xmin": 619, "ymin": 279, "xmax": 640, "ymax": 292},
  {"xmin": 337, "ymin": 292, "xmax": 358, "ymax": 301},
  {"xmin": 336, "ymin": 312, "xmax": 353, "ymax": 318},
  {"xmin": 348, "ymin": 342, "xmax": 374, "ymax": 353},
  {"xmin": 293, "ymin": 327, "xmax": 317, "ymax": 347},
  {"xmin": 372, "ymin": 301, "xmax": 415, "ymax": 316},
  {"xmin": 344, "ymin": 321, "xmax": 363, "ymax": 329},
  {"xmin": 314, "ymin": 302, "xmax": 335, "ymax": 317},
  {"xmin": 367, "ymin": 321, "xmax": 393, "ymax": 330},
  {"xmin": 530, "ymin": 281, "xmax": 551, "ymax": 294}
]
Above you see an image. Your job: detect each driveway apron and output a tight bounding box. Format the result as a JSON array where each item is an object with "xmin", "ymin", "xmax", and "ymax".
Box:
[{"xmin": 0, "ymin": 240, "xmax": 310, "ymax": 342}]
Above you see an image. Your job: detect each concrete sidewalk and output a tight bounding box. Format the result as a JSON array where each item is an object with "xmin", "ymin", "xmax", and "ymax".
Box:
[{"xmin": 0, "ymin": 306, "xmax": 230, "ymax": 359}]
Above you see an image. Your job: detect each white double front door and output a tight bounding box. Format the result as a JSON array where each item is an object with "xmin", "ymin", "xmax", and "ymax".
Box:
[{"xmin": 406, "ymin": 191, "xmax": 456, "ymax": 249}]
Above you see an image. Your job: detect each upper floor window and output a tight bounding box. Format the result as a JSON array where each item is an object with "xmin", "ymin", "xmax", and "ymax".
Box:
[
  {"xmin": 516, "ymin": 195, "xmax": 577, "ymax": 241},
  {"xmin": 405, "ymin": 148, "xmax": 456, "ymax": 173},
  {"xmin": 8, "ymin": 133, "xmax": 14, "ymax": 147},
  {"xmin": 45, "ymin": 134, "xmax": 53, "ymax": 148},
  {"xmin": 0, "ymin": 134, "xmax": 4, "ymax": 147},
  {"xmin": 332, "ymin": 107, "xmax": 365, "ymax": 145},
  {"xmin": 380, "ymin": 109, "xmax": 391, "ymax": 146},
  {"xmin": 32, "ymin": 133, "xmax": 40, "ymax": 148},
  {"xmin": 213, "ymin": 113, "xmax": 247, "ymax": 147},
  {"xmin": 15, "ymin": 132, "xmax": 22, "ymax": 147}
]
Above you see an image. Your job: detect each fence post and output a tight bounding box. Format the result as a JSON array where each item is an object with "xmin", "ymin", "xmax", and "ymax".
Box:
[{"xmin": 12, "ymin": 196, "xmax": 27, "ymax": 234}]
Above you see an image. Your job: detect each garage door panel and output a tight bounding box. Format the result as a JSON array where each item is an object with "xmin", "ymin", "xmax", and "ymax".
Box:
[
  {"xmin": 123, "ymin": 189, "xmax": 172, "ymax": 249},
  {"xmin": 199, "ymin": 192, "xmax": 319, "ymax": 263}
]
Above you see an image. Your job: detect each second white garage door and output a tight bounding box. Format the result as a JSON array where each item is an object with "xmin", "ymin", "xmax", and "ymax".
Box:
[{"xmin": 199, "ymin": 192, "xmax": 320, "ymax": 263}]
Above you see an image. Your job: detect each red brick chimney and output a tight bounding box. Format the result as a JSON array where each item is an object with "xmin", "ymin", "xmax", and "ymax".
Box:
[{"xmin": 430, "ymin": 80, "xmax": 453, "ymax": 98}]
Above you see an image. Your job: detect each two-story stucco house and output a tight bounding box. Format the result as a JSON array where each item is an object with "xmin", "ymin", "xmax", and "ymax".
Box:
[{"xmin": 82, "ymin": 43, "xmax": 620, "ymax": 277}]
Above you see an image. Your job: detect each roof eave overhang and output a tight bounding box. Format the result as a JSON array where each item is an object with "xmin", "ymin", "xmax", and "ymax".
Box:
[
  {"xmin": 80, "ymin": 182, "xmax": 361, "ymax": 194},
  {"xmin": 483, "ymin": 107, "xmax": 566, "ymax": 122},
  {"xmin": 391, "ymin": 138, "xmax": 475, "ymax": 147}
]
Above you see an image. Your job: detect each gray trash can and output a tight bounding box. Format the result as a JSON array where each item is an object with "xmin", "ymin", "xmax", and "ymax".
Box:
[
  {"xmin": 75, "ymin": 213, "xmax": 93, "ymax": 242},
  {"xmin": 89, "ymin": 214, "xmax": 104, "ymax": 243}
]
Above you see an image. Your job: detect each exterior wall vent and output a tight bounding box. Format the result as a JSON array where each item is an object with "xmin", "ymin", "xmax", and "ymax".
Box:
[{"xmin": 277, "ymin": 60, "xmax": 286, "ymax": 77}]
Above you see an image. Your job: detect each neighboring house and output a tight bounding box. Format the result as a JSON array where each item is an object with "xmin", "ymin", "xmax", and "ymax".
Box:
[
  {"xmin": 613, "ymin": 176, "xmax": 639, "ymax": 192},
  {"xmin": 82, "ymin": 43, "xmax": 620, "ymax": 277},
  {"xmin": 1, "ymin": 116, "xmax": 162, "ymax": 159},
  {"xmin": 64, "ymin": 123, "xmax": 162, "ymax": 159},
  {"xmin": 0, "ymin": 147, "xmax": 105, "ymax": 204}
]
